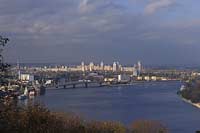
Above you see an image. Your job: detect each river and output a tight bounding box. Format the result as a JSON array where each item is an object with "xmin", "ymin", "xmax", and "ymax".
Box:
[{"xmin": 35, "ymin": 81, "xmax": 200, "ymax": 133}]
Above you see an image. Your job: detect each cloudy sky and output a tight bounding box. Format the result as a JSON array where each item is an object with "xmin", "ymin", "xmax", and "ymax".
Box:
[{"xmin": 1, "ymin": 0, "xmax": 200, "ymax": 65}]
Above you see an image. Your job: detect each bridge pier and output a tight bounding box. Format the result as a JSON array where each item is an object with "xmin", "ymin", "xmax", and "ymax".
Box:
[
  {"xmin": 85, "ymin": 82, "xmax": 88, "ymax": 88},
  {"xmin": 73, "ymin": 84, "xmax": 76, "ymax": 88},
  {"xmin": 99, "ymin": 82, "xmax": 102, "ymax": 87}
]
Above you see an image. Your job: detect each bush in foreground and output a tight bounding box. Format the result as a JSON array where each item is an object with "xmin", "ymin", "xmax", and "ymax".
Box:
[
  {"xmin": 0, "ymin": 103, "xmax": 168, "ymax": 133},
  {"xmin": 131, "ymin": 120, "xmax": 168, "ymax": 133}
]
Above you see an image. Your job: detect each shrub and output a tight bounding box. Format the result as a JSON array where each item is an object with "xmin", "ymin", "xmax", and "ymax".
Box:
[
  {"xmin": 0, "ymin": 103, "xmax": 126, "ymax": 133},
  {"xmin": 131, "ymin": 120, "xmax": 168, "ymax": 133},
  {"xmin": 0, "ymin": 103, "xmax": 170, "ymax": 133},
  {"xmin": 86, "ymin": 121, "xmax": 126, "ymax": 133}
]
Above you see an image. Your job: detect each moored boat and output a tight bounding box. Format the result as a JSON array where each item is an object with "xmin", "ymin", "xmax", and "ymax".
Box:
[
  {"xmin": 180, "ymin": 85, "xmax": 186, "ymax": 91},
  {"xmin": 18, "ymin": 87, "xmax": 28, "ymax": 100}
]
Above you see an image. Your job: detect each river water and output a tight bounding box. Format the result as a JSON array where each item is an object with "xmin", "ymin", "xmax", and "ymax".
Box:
[{"xmin": 35, "ymin": 81, "xmax": 200, "ymax": 133}]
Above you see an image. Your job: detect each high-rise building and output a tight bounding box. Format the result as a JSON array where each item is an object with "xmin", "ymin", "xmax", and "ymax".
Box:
[
  {"xmin": 100, "ymin": 61, "xmax": 104, "ymax": 71},
  {"xmin": 118, "ymin": 64, "xmax": 123, "ymax": 71},
  {"xmin": 81, "ymin": 61, "xmax": 85, "ymax": 72},
  {"xmin": 113, "ymin": 62, "xmax": 117, "ymax": 72},
  {"xmin": 17, "ymin": 60, "xmax": 21, "ymax": 80},
  {"xmin": 137, "ymin": 61, "xmax": 142, "ymax": 76},
  {"xmin": 89, "ymin": 62, "xmax": 94, "ymax": 72},
  {"xmin": 133, "ymin": 67, "xmax": 138, "ymax": 76}
]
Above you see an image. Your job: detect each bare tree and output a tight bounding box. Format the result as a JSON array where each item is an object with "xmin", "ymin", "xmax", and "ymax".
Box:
[
  {"xmin": 0, "ymin": 35, "xmax": 9, "ymax": 63},
  {"xmin": 0, "ymin": 36, "xmax": 10, "ymax": 85}
]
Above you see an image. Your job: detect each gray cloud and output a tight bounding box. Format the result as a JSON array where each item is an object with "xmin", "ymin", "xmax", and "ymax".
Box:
[
  {"xmin": 1, "ymin": 0, "xmax": 200, "ymax": 65},
  {"xmin": 144, "ymin": 0, "xmax": 176, "ymax": 15}
]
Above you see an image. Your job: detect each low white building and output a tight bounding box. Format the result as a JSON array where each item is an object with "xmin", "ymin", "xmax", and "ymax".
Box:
[
  {"xmin": 20, "ymin": 74, "xmax": 34, "ymax": 82},
  {"xmin": 144, "ymin": 76, "xmax": 150, "ymax": 81},
  {"xmin": 137, "ymin": 76, "xmax": 143, "ymax": 81},
  {"xmin": 104, "ymin": 78, "xmax": 116, "ymax": 82},
  {"xmin": 118, "ymin": 74, "xmax": 130, "ymax": 82},
  {"xmin": 161, "ymin": 77, "xmax": 167, "ymax": 81},
  {"xmin": 45, "ymin": 80, "xmax": 53, "ymax": 85},
  {"xmin": 151, "ymin": 76, "xmax": 157, "ymax": 81}
]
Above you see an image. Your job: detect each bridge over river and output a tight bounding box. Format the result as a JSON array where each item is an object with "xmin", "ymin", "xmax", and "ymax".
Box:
[{"xmin": 56, "ymin": 81, "xmax": 105, "ymax": 89}]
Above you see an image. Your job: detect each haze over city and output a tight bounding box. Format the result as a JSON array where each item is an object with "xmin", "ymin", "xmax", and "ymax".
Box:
[{"xmin": 1, "ymin": 0, "xmax": 200, "ymax": 65}]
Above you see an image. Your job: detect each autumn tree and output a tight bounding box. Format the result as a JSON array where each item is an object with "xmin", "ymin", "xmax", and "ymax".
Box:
[{"xmin": 131, "ymin": 120, "xmax": 168, "ymax": 133}]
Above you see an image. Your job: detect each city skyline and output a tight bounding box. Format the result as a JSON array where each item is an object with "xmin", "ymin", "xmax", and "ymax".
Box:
[{"xmin": 1, "ymin": 0, "xmax": 200, "ymax": 65}]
